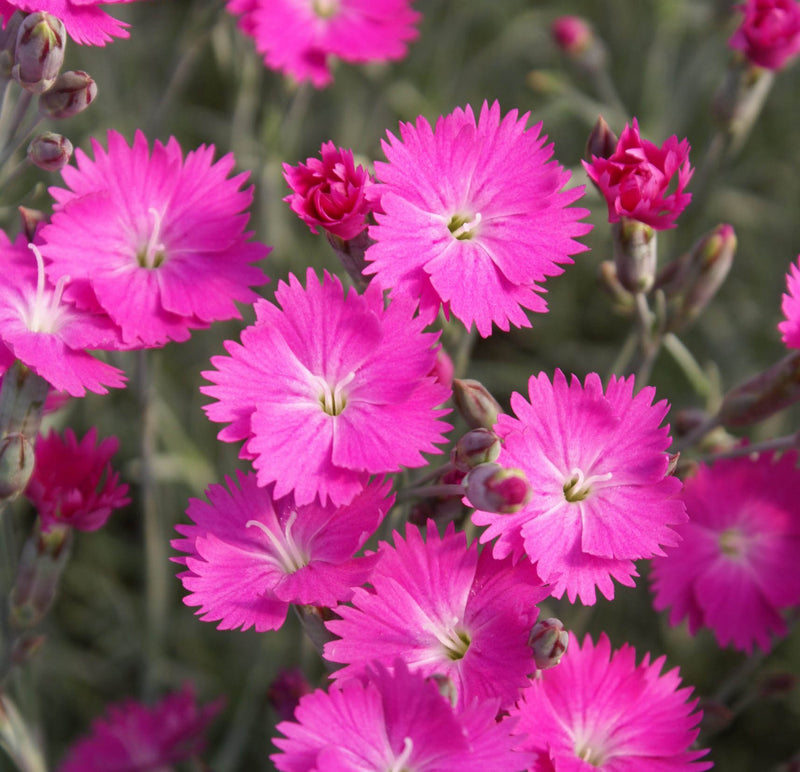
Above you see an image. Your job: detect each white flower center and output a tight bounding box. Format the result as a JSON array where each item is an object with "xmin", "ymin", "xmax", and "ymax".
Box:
[
  {"xmin": 425, "ymin": 613, "xmax": 471, "ymax": 661},
  {"xmin": 562, "ymin": 467, "xmax": 614, "ymax": 503},
  {"xmin": 312, "ymin": 371, "xmax": 355, "ymax": 416},
  {"xmin": 136, "ymin": 207, "xmax": 167, "ymax": 269},
  {"xmin": 447, "ymin": 211, "xmax": 482, "ymax": 240},
  {"xmin": 245, "ymin": 512, "xmax": 309, "ymax": 574},
  {"xmin": 23, "ymin": 244, "xmax": 71, "ymax": 334},
  {"xmin": 386, "ymin": 737, "xmax": 414, "ymax": 772},
  {"xmin": 311, "ymin": 0, "xmax": 339, "ymax": 19}
]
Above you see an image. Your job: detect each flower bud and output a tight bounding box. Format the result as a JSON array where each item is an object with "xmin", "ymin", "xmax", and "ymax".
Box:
[
  {"xmin": 452, "ymin": 378, "xmax": 502, "ymax": 430},
  {"xmin": 598, "ymin": 260, "xmax": 634, "ymax": 313},
  {"xmin": 712, "ymin": 61, "xmax": 774, "ymax": 151},
  {"xmin": 0, "ymin": 12, "xmax": 23, "ymax": 79},
  {"xmin": 529, "ymin": 617, "xmax": 569, "ymax": 670},
  {"xmin": 0, "ymin": 434, "xmax": 35, "ymax": 502},
  {"xmin": 38, "ymin": 70, "xmax": 97, "ymax": 119},
  {"xmin": 17, "ymin": 207, "xmax": 46, "ymax": 242},
  {"xmin": 612, "ymin": 218, "xmax": 657, "ymax": 293},
  {"xmin": 585, "ymin": 115, "xmax": 618, "ymax": 162},
  {"xmin": 12, "ymin": 11, "xmax": 66, "ymax": 94},
  {"xmin": 551, "ymin": 16, "xmax": 593, "ymax": 56},
  {"xmin": 451, "ymin": 428, "xmax": 501, "ymax": 471},
  {"xmin": 27, "ymin": 132, "xmax": 73, "ymax": 172},
  {"xmin": 267, "ymin": 668, "xmax": 311, "ymax": 722},
  {"xmin": 464, "ymin": 463, "xmax": 532, "ymax": 514}
]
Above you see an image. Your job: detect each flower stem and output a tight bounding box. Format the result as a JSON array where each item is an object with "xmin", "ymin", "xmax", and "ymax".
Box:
[
  {"xmin": 395, "ymin": 483, "xmax": 466, "ymax": 502},
  {"xmin": 663, "ymin": 333, "xmax": 713, "ymax": 400}
]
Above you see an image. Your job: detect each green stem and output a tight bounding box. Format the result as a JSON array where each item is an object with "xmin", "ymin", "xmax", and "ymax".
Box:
[
  {"xmin": 695, "ymin": 434, "xmax": 795, "ymax": 464},
  {"xmin": 663, "ymin": 333, "xmax": 712, "ymax": 400},
  {"xmin": 395, "ymin": 483, "xmax": 465, "ymax": 502}
]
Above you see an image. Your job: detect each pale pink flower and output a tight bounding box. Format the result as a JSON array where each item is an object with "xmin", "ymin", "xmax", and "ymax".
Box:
[
  {"xmin": 173, "ymin": 472, "xmax": 393, "ymax": 632},
  {"xmin": 202, "ymin": 268, "xmax": 451, "ymax": 507},
  {"xmin": 472, "ymin": 371, "xmax": 686, "ymax": 605},
  {"xmin": 651, "ymin": 452, "xmax": 800, "ymax": 653},
  {"xmin": 0, "ymin": 0, "xmax": 139, "ymax": 46},
  {"xmin": 225, "ymin": 0, "xmax": 420, "ymax": 88},
  {"xmin": 509, "ymin": 633, "xmax": 712, "ymax": 771},
  {"xmin": 365, "ymin": 101, "xmax": 591, "ymax": 337},
  {"xmin": 583, "ymin": 118, "xmax": 693, "ymax": 230},
  {"xmin": 58, "ymin": 684, "xmax": 223, "ymax": 772},
  {"xmin": 779, "ymin": 255, "xmax": 800, "ymax": 348},
  {"xmin": 39, "ymin": 130, "xmax": 269, "ymax": 348},
  {"xmin": 729, "ymin": 0, "xmax": 800, "ymax": 70},
  {"xmin": 25, "ymin": 427, "xmax": 129, "ymax": 532}
]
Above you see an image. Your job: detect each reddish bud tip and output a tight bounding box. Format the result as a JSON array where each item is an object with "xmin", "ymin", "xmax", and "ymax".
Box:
[
  {"xmin": 464, "ymin": 463, "xmax": 532, "ymax": 514},
  {"xmin": 529, "ymin": 617, "xmax": 569, "ymax": 670}
]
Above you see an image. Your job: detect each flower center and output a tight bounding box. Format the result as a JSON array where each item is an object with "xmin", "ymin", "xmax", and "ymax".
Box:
[
  {"xmin": 447, "ymin": 211, "xmax": 482, "ymax": 240},
  {"xmin": 719, "ymin": 527, "xmax": 746, "ymax": 558},
  {"xmin": 575, "ymin": 742, "xmax": 607, "ymax": 767},
  {"xmin": 562, "ymin": 468, "xmax": 613, "ymax": 503},
  {"xmin": 136, "ymin": 207, "xmax": 167, "ymax": 269},
  {"xmin": 25, "ymin": 244, "xmax": 70, "ymax": 334},
  {"xmin": 245, "ymin": 512, "xmax": 309, "ymax": 574},
  {"xmin": 313, "ymin": 371, "xmax": 355, "ymax": 416},
  {"xmin": 311, "ymin": 0, "xmax": 339, "ymax": 19},
  {"xmin": 387, "ymin": 737, "xmax": 414, "ymax": 772}
]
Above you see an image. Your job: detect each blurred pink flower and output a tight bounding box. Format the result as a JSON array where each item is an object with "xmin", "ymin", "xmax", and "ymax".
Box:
[
  {"xmin": 583, "ymin": 118, "xmax": 693, "ymax": 230},
  {"xmin": 225, "ymin": 0, "xmax": 420, "ymax": 88},
  {"xmin": 509, "ymin": 633, "xmax": 712, "ymax": 771},
  {"xmin": 40, "ymin": 130, "xmax": 269, "ymax": 348},
  {"xmin": 202, "ymin": 268, "xmax": 451, "ymax": 507},
  {"xmin": 58, "ymin": 684, "xmax": 223, "ymax": 772},
  {"xmin": 324, "ymin": 521, "xmax": 548, "ymax": 710},
  {"xmin": 366, "ymin": 101, "xmax": 591, "ymax": 337},
  {"xmin": 651, "ymin": 452, "xmax": 800, "ymax": 653},
  {"xmin": 551, "ymin": 15, "xmax": 592, "ymax": 54},
  {"xmin": 173, "ymin": 472, "xmax": 393, "ymax": 632},
  {"xmin": 25, "ymin": 427, "xmax": 129, "ymax": 532},
  {"xmin": 272, "ymin": 660, "xmax": 534, "ymax": 771},
  {"xmin": 729, "ymin": 0, "xmax": 800, "ymax": 70},
  {"xmin": 283, "ymin": 141, "xmax": 375, "ymax": 240},
  {"xmin": 0, "ymin": 0, "xmax": 139, "ymax": 46},
  {"xmin": 472, "ymin": 371, "xmax": 685, "ymax": 605},
  {"xmin": 779, "ymin": 255, "xmax": 800, "ymax": 348}
]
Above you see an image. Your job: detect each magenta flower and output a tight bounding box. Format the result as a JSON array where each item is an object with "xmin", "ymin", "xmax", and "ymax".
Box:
[
  {"xmin": 272, "ymin": 660, "xmax": 534, "ymax": 772},
  {"xmin": 39, "ymin": 130, "xmax": 269, "ymax": 348},
  {"xmin": 472, "ymin": 371, "xmax": 686, "ymax": 605},
  {"xmin": 365, "ymin": 101, "xmax": 591, "ymax": 337},
  {"xmin": 0, "ymin": 232, "xmax": 126, "ymax": 397},
  {"xmin": 651, "ymin": 452, "xmax": 800, "ymax": 653},
  {"xmin": 324, "ymin": 521, "xmax": 548, "ymax": 710},
  {"xmin": 283, "ymin": 141, "xmax": 375, "ymax": 240},
  {"xmin": 779, "ymin": 255, "xmax": 800, "ymax": 348},
  {"xmin": 202, "ymin": 269, "xmax": 451, "ymax": 507},
  {"xmin": 225, "ymin": 0, "xmax": 420, "ymax": 88},
  {"xmin": 583, "ymin": 118, "xmax": 693, "ymax": 230},
  {"xmin": 729, "ymin": 0, "xmax": 800, "ymax": 70},
  {"xmin": 58, "ymin": 684, "xmax": 223, "ymax": 772},
  {"xmin": 509, "ymin": 633, "xmax": 712, "ymax": 771},
  {"xmin": 173, "ymin": 472, "xmax": 394, "ymax": 632},
  {"xmin": 25, "ymin": 427, "xmax": 129, "ymax": 532},
  {"xmin": 551, "ymin": 15, "xmax": 593, "ymax": 55},
  {"xmin": 0, "ymin": 0, "xmax": 139, "ymax": 46}
]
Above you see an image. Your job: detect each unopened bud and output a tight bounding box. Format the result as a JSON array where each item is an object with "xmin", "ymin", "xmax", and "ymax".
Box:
[
  {"xmin": 452, "ymin": 378, "xmax": 502, "ymax": 430},
  {"xmin": 17, "ymin": 207, "xmax": 46, "ymax": 242},
  {"xmin": 12, "ymin": 12, "xmax": 66, "ymax": 94},
  {"xmin": 38, "ymin": 70, "xmax": 97, "ymax": 119},
  {"xmin": 267, "ymin": 668, "xmax": 311, "ymax": 722},
  {"xmin": 10, "ymin": 633, "xmax": 45, "ymax": 668},
  {"xmin": 27, "ymin": 132, "xmax": 72, "ymax": 172},
  {"xmin": 612, "ymin": 218, "xmax": 657, "ymax": 294},
  {"xmin": 717, "ymin": 351, "xmax": 800, "ymax": 427},
  {"xmin": 451, "ymin": 428, "xmax": 501, "ymax": 471},
  {"xmin": 430, "ymin": 347, "xmax": 454, "ymax": 389},
  {"xmin": 0, "ymin": 12, "xmax": 23, "ymax": 78},
  {"xmin": 712, "ymin": 60, "xmax": 774, "ymax": 151},
  {"xmin": 598, "ymin": 260, "xmax": 634, "ymax": 313},
  {"xmin": 325, "ymin": 229, "xmax": 372, "ymax": 291},
  {"xmin": 0, "ymin": 433, "xmax": 35, "ymax": 501},
  {"xmin": 585, "ymin": 115, "xmax": 618, "ymax": 161},
  {"xmin": 529, "ymin": 617, "xmax": 569, "ymax": 670},
  {"xmin": 526, "ymin": 70, "xmax": 566, "ymax": 95},
  {"xmin": 551, "ymin": 15, "xmax": 607, "ymax": 71},
  {"xmin": 464, "ymin": 463, "xmax": 532, "ymax": 514}
]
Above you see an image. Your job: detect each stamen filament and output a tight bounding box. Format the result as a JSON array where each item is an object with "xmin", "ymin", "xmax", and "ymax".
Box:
[{"xmin": 245, "ymin": 512, "xmax": 307, "ymax": 573}]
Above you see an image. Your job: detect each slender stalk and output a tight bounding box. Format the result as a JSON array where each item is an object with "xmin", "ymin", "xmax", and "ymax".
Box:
[
  {"xmin": 395, "ymin": 483, "xmax": 465, "ymax": 502},
  {"xmin": 663, "ymin": 333, "xmax": 712, "ymax": 400},
  {"xmin": 606, "ymin": 330, "xmax": 638, "ymax": 379},
  {"xmin": 695, "ymin": 434, "xmax": 796, "ymax": 464},
  {"xmin": 634, "ymin": 292, "xmax": 661, "ymax": 385}
]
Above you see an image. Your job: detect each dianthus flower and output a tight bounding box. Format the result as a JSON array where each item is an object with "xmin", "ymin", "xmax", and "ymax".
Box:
[
  {"xmin": 779, "ymin": 255, "xmax": 800, "ymax": 348},
  {"xmin": 324, "ymin": 521, "xmax": 548, "ymax": 710},
  {"xmin": 0, "ymin": 232, "xmax": 125, "ymax": 397},
  {"xmin": 39, "ymin": 130, "xmax": 269, "ymax": 348},
  {"xmin": 25, "ymin": 427, "xmax": 129, "ymax": 532},
  {"xmin": 651, "ymin": 452, "xmax": 800, "ymax": 653},
  {"xmin": 0, "ymin": 0, "xmax": 138, "ymax": 46},
  {"xmin": 272, "ymin": 660, "xmax": 534, "ymax": 771},
  {"xmin": 58, "ymin": 684, "xmax": 223, "ymax": 772},
  {"xmin": 729, "ymin": 0, "xmax": 800, "ymax": 70},
  {"xmin": 225, "ymin": 0, "xmax": 420, "ymax": 88},
  {"xmin": 202, "ymin": 268, "xmax": 451, "ymax": 507},
  {"xmin": 583, "ymin": 118, "xmax": 693, "ymax": 230},
  {"xmin": 365, "ymin": 101, "xmax": 591, "ymax": 337},
  {"xmin": 509, "ymin": 633, "xmax": 712, "ymax": 771},
  {"xmin": 472, "ymin": 371, "xmax": 686, "ymax": 605},
  {"xmin": 173, "ymin": 472, "xmax": 393, "ymax": 632},
  {"xmin": 283, "ymin": 141, "xmax": 375, "ymax": 240}
]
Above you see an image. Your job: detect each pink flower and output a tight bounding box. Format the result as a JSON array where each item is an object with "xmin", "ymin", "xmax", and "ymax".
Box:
[
  {"xmin": 172, "ymin": 472, "xmax": 394, "ymax": 632},
  {"xmin": 651, "ymin": 452, "xmax": 800, "ymax": 653},
  {"xmin": 779, "ymin": 256, "xmax": 800, "ymax": 348},
  {"xmin": 225, "ymin": 0, "xmax": 420, "ymax": 88},
  {"xmin": 0, "ymin": 232, "xmax": 126, "ymax": 397},
  {"xmin": 551, "ymin": 15, "xmax": 593, "ymax": 55},
  {"xmin": 583, "ymin": 118, "xmax": 693, "ymax": 230},
  {"xmin": 0, "ymin": 0, "xmax": 139, "ymax": 46},
  {"xmin": 509, "ymin": 633, "xmax": 712, "ymax": 771},
  {"xmin": 25, "ymin": 427, "xmax": 129, "ymax": 532},
  {"xmin": 272, "ymin": 660, "xmax": 535, "ymax": 771},
  {"xmin": 324, "ymin": 521, "xmax": 548, "ymax": 710},
  {"xmin": 365, "ymin": 101, "xmax": 591, "ymax": 337},
  {"xmin": 729, "ymin": 0, "xmax": 800, "ymax": 70},
  {"xmin": 472, "ymin": 371, "xmax": 686, "ymax": 605},
  {"xmin": 202, "ymin": 268, "xmax": 451, "ymax": 507},
  {"xmin": 58, "ymin": 684, "xmax": 223, "ymax": 772},
  {"xmin": 283, "ymin": 141, "xmax": 375, "ymax": 240},
  {"xmin": 39, "ymin": 130, "xmax": 269, "ymax": 348}
]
